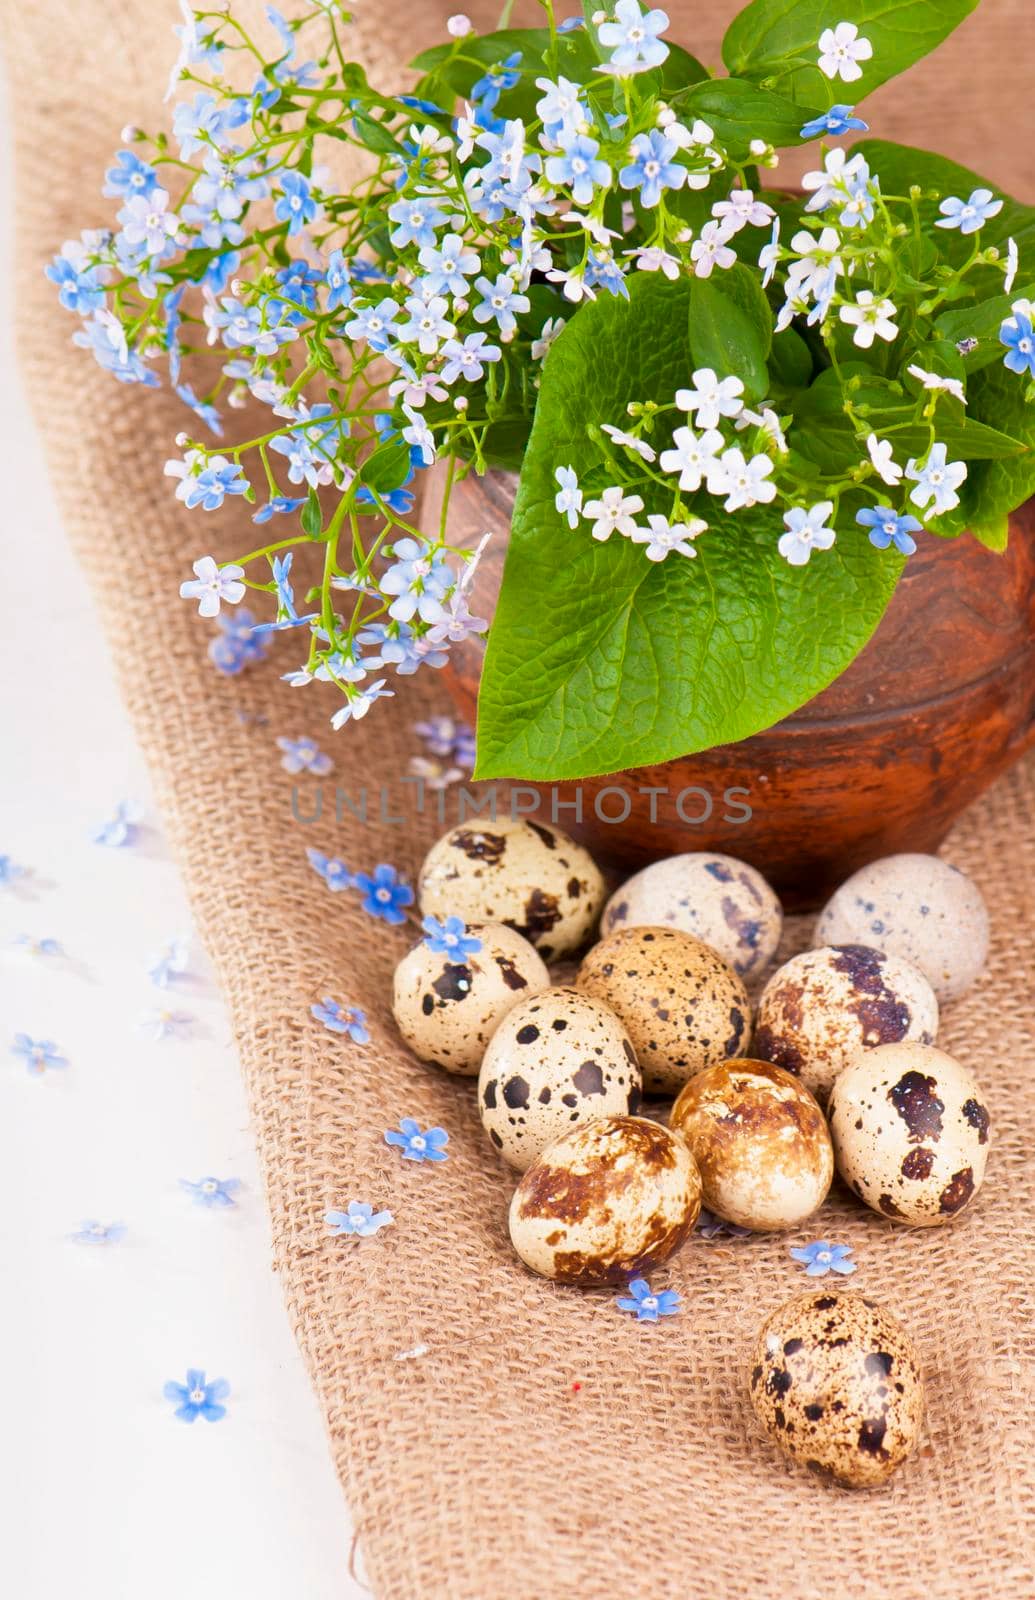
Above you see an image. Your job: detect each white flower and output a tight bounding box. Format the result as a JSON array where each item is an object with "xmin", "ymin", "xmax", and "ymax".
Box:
[
  {"xmin": 179, "ymin": 555, "xmax": 246, "ymax": 618},
  {"xmin": 659, "ymin": 425, "xmax": 725, "ymax": 491},
  {"xmin": 907, "ymin": 364, "xmax": 967, "ymax": 405},
  {"xmin": 402, "ymin": 404, "xmax": 437, "ymax": 465},
  {"xmin": 778, "ymin": 502, "xmax": 837, "ymax": 566},
  {"xmin": 690, "ymin": 219, "xmax": 737, "ymax": 277},
  {"xmin": 905, "ymin": 443, "xmax": 967, "ymax": 515},
  {"xmin": 866, "ymin": 433, "xmax": 903, "ymax": 487},
  {"xmin": 329, "ymin": 680, "xmax": 394, "ymax": 729},
  {"xmin": 558, "ymin": 210, "xmax": 619, "ymax": 249},
  {"xmin": 582, "ymin": 486, "xmax": 645, "ymax": 541},
  {"xmin": 625, "ymin": 245, "xmax": 680, "ymax": 279},
  {"xmin": 531, "ymin": 316, "xmax": 566, "ymax": 360},
  {"xmin": 758, "ymin": 218, "xmax": 781, "ymax": 287},
  {"xmin": 629, "ymin": 514, "xmax": 707, "ymax": 562},
  {"xmin": 446, "ymin": 13, "xmax": 472, "ymax": 35},
  {"xmin": 736, "ymin": 407, "xmax": 788, "ymax": 454},
  {"xmin": 554, "ymin": 465, "xmax": 583, "ymax": 528},
  {"xmin": 787, "ymin": 226, "xmax": 843, "ymax": 298},
  {"xmin": 600, "ymin": 424, "xmax": 656, "ymax": 462},
  {"xmin": 676, "ymin": 368, "xmax": 745, "ymax": 430},
  {"xmin": 710, "ymin": 448, "xmax": 776, "ymax": 512},
  {"xmin": 839, "ymin": 291, "xmax": 899, "ymax": 349},
  {"xmin": 1004, "ymin": 237, "xmax": 1019, "ymax": 294},
  {"xmin": 119, "ymin": 188, "xmax": 181, "ymax": 256},
  {"xmin": 802, "ymin": 148, "xmax": 869, "ymax": 214},
  {"xmin": 817, "ymin": 20, "xmax": 873, "ymax": 82},
  {"xmin": 710, "ymin": 189, "xmax": 775, "ymax": 235}
]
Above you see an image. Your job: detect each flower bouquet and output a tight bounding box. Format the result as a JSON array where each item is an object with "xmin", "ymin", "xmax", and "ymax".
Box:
[{"xmin": 51, "ymin": 0, "xmax": 1035, "ymax": 780}]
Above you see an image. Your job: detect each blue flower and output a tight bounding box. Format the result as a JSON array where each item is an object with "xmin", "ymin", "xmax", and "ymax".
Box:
[
  {"xmin": 179, "ymin": 1176, "xmax": 241, "ymax": 1208},
  {"xmin": 208, "ymin": 608, "xmax": 269, "ymax": 675},
  {"xmin": 696, "ymin": 1207, "xmax": 751, "ymax": 1240},
  {"xmin": 413, "ymin": 716, "xmax": 476, "ymax": 769},
  {"xmin": 172, "ymin": 92, "xmax": 240, "ymax": 158},
  {"xmin": 422, "ymin": 914, "xmax": 482, "ymax": 959},
  {"xmin": 180, "ymin": 457, "xmax": 249, "ymax": 511},
  {"xmin": 10, "ymin": 934, "xmax": 61, "ymax": 959},
  {"xmin": 103, "ymin": 149, "xmax": 159, "ymax": 199},
  {"xmin": 306, "ymin": 847, "xmax": 354, "ymax": 892},
  {"xmin": 353, "ymin": 863, "xmax": 414, "ymax": 924},
  {"xmin": 325, "ymin": 1201, "xmax": 394, "ymax": 1238},
  {"xmin": 251, "ymin": 552, "xmax": 317, "ymax": 635},
  {"xmin": 790, "ymin": 1240, "xmax": 857, "ymax": 1277},
  {"xmin": 70, "ymin": 1220, "xmax": 127, "ymax": 1245},
  {"xmin": 46, "ymin": 248, "xmax": 105, "ymax": 315},
  {"xmin": 544, "ymin": 131, "xmax": 611, "ymax": 207},
  {"xmin": 584, "ymin": 250, "xmax": 629, "ymax": 299},
  {"xmin": 597, "ymin": 0, "xmax": 669, "ymax": 75},
  {"xmin": 344, "ymin": 298, "xmax": 402, "ymax": 352},
  {"xmin": 616, "ymin": 1278, "xmax": 682, "ymax": 1322},
  {"xmin": 1000, "ymin": 311, "xmax": 1035, "ymax": 378},
  {"xmin": 11, "ymin": 1033, "xmax": 68, "ymax": 1075},
  {"xmin": 139, "ymin": 1009, "xmax": 194, "ymax": 1041},
  {"xmin": 472, "ymin": 273, "xmax": 530, "ymax": 336},
  {"xmin": 164, "ymin": 1369, "xmax": 230, "ymax": 1423},
  {"xmin": 253, "ymin": 495, "xmax": 306, "ymax": 524},
  {"xmin": 275, "ymin": 171, "xmax": 320, "ymax": 236},
  {"xmin": 266, "ymin": 3, "xmax": 295, "ymax": 59},
  {"xmin": 618, "ymin": 129, "xmax": 685, "ymax": 208},
  {"xmin": 0, "ymin": 854, "xmax": 27, "ymax": 888},
  {"xmin": 324, "ymin": 248, "xmax": 352, "ymax": 311},
  {"xmin": 175, "ymin": 383, "xmax": 222, "ymax": 435},
  {"xmin": 92, "ymin": 800, "xmax": 144, "ymax": 847},
  {"xmin": 558, "ymin": 15, "xmax": 584, "ymax": 30},
  {"xmin": 471, "ymin": 51, "xmax": 522, "ymax": 111},
  {"xmin": 799, "ymin": 104, "xmax": 868, "ymax": 139},
  {"xmin": 936, "ymin": 188, "xmax": 1003, "ymax": 235},
  {"xmin": 148, "ymin": 938, "xmax": 190, "ymax": 988},
  {"xmin": 277, "ymin": 735, "xmax": 333, "ymax": 776},
  {"xmin": 856, "ymin": 505, "xmax": 922, "ymax": 556},
  {"xmin": 384, "ymin": 1118, "xmax": 449, "ymax": 1163},
  {"xmin": 387, "ymin": 195, "xmax": 449, "ymax": 250},
  {"xmin": 311, "ymin": 997, "xmax": 370, "ymax": 1042}
]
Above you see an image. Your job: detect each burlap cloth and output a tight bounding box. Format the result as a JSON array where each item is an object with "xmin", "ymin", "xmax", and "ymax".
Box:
[{"xmin": 4, "ymin": 2, "xmax": 1034, "ymax": 1594}]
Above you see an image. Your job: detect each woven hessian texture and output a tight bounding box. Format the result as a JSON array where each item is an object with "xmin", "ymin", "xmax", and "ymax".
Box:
[{"xmin": 5, "ymin": 2, "xmax": 1035, "ymax": 1595}]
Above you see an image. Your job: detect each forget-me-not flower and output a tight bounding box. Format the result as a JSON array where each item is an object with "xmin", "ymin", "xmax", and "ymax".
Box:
[
  {"xmin": 306, "ymin": 847, "xmax": 354, "ymax": 891},
  {"xmin": 310, "ymin": 998, "xmax": 370, "ymax": 1042},
  {"xmin": 778, "ymin": 501, "xmax": 837, "ymax": 565},
  {"xmin": 148, "ymin": 938, "xmax": 190, "ymax": 988},
  {"xmin": 139, "ymin": 1009, "xmax": 194, "ymax": 1041},
  {"xmin": 353, "ymin": 864, "xmax": 414, "ymax": 924},
  {"xmin": 179, "ymin": 1176, "xmax": 241, "ymax": 1208},
  {"xmin": 12, "ymin": 1034, "xmax": 68, "ymax": 1075},
  {"xmin": 92, "ymin": 799, "xmax": 143, "ymax": 847},
  {"xmin": 422, "ymin": 914, "xmax": 482, "ymax": 959},
  {"xmin": 275, "ymin": 170, "xmax": 320, "ymax": 235},
  {"xmin": 70, "ymin": 1220, "xmax": 127, "ymax": 1245},
  {"xmin": 936, "ymin": 188, "xmax": 1003, "ymax": 235},
  {"xmin": 325, "ymin": 1201, "xmax": 394, "ymax": 1238},
  {"xmin": 472, "ymin": 273, "xmax": 530, "ymax": 336},
  {"xmin": 180, "ymin": 555, "xmax": 247, "ymax": 616},
  {"xmin": 616, "ymin": 1277, "xmax": 682, "ymax": 1322},
  {"xmin": 817, "ymin": 21, "xmax": 872, "ymax": 82},
  {"xmin": 545, "ymin": 131, "xmax": 611, "ymax": 207},
  {"xmin": 384, "ymin": 1118, "xmax": 450, "ymax": 1163},
  {"xmin": 554, "ymin": 465, "xmax": 582, "ymax": 528},
  {"xmin": 905, "ymin": 443, "xmax": 967, "ymax": 515},
  {"xmin": 277, "ymin": 735, "xmax": 333, "ymax": 776},
  {"xmin": 164, "ymin": 1369, "xmax": 230, "ymax": 1422},
  {"xmin": 1000, "ymin": 310, "xmax": 1035, "ymax": 378},
  {"xmin": 790, "ymin": 1240, "xmax": 857, "ymax": 1277},
  {"xmin": 799, "ymin": 104, "xmax": 868, "ymax": 139},
  {"xmin": 598, "ymin": 0, "xmax": 670, "ymax": 75},
  {"xmin": 856, "ymin": 506, "xmax": 922, "ymax": 556},
  {"xmin": 619, "ymin": 130, "xmax": 686, "ymax": 208},
  {"xmin": 471, "ymin": 51, "xmax": 522, "ymax": 110}
]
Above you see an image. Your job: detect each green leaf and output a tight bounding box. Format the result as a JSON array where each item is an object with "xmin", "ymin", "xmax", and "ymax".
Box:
[
  {"xmin": 791, "ymin": 370, "xmax": 1029, "ymax": 465},
  {"xmin": 969, "ymin": 512, "xmax": 1009, "ymax": 551},
  {"xmin": 958, "ymin": 360, "xmax": 1035, "ymax": 533},
  {"xmin": 301, "ymin": 489, "xmax": 323, "ymax": 538},
  {"xmin": 474, "ymin": 274, "xmax": 902, "ymax": 781},
  {"xmin": 769, "ymin": 325, "xmax": 814, "ymax": 389},
  {"xmin": 671, "ymin": 76, "xmax": 823, "ymax": 156},
  {"xmin": 359, "ymin": 437, "xmax": 411, "ymax": 494},
  {"xmin": 689, "ymin": 264, "xmax": 772, "ymax": 401},
  {"xmin": 852, "ymin": 140, "xmax": 1035, "ymax": 262},
  {"xmin": 723, "ymin": 0, "xmax": 979, "ymax": 105},
  {"xmin": 936, "ymin": 284, "xmax": 1035, "ymax": 374}
]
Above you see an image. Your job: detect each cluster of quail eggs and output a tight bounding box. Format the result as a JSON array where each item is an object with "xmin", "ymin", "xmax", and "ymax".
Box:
[{"xmin": 392, "ymin": 823, "xmax": 993, "ymax": 1488}]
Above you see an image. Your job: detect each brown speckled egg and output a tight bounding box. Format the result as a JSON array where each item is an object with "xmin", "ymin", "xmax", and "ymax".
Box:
[
  {"xmin": 479, "ymin": 988, "xmax": 641, "ymax": 1170},
  {"xmin": 815, "ymin": 853, "xmax": 989, "ymax": 1002},
  {"xmin": 670, "ymin": 1059, "xmax": 833, "ymax": 1230},
  {"xmin": 576, "ymin": 926, "xmax": 751, "ymax": 1095},
  {"xmin": 828, "ymin": 1041, "xmax": 991, "ymax": 1226},
  {"xmin": 508, "ymin": 1114, "xmax": 701, "ymax": 1283},
  {"xmin": 601, "ymin": 852, "xmax": 782, "ymax": 980},
  {"xmin": 418, "ymin": 818, "xmax": 605, "ymax": 960},
  {"xmin": 753, "ymin": 945, "xmax": 939, "ymax": 1105},
  {"xmin": 393, "ymin": 922, "xmax": 549, "ymax": 1076},
  {"xmin": 749, "ymin": 1291, "xmax": 925, "ymax": 1487}
]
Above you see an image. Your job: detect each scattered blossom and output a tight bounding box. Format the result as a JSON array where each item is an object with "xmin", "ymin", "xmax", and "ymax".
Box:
[
  {"xmin": 148, "ymin": 937, "xmax": 190, "ymax": 988},
  {"xmin": 325, "ymin": 1201, "xmax": 394, "ymax": 1238},
  {"xmin": 139, "ymin": 1008, "xmax": 194, "ymax": 1041},
  {"xmin": 790, "ymin": 1240, "xmax": 857, "ymax": 1277},
  {"xmin": 164, "ymin": 1369, "xmax": 230, "ymax": 1422},
  {"xmin": 92, "ymin": 800, "xmax": 143, "ymax": 847},
  {"xmin": 277, "ymin": 735, "xmax": 333, "ymax": 776},
  {"xmin": 615, "ymin": 1277, "xmax": 681, "ymax": 1322},
  {"xmin": 353, "ymin": 863, "xmax": 414, "ymax": 924},
  {"xmin": 12, "ymin": 1033, "xmax": 68, "ymax": 1075},
  {"xmin": 306, "ymin": 847, "xmax": 354, "ymax": 891},
  {"xmin": 70, "ymin": 1220, "xmax": 127, "ymax": 1245},
  {"xmin": 384, "ymin": 1118, "xmax": 450, "ymax": 1163},
  {"xmin": 311, "ymin": 997, "xmax": 370, "ymax": 1041},
  {"xmin": 422, "ymin": 914, "xmax": 482, "ymax": 958},
  {"xmin": 179, "ymin": 1176, "xmax": 242, "ymax": 1208}
]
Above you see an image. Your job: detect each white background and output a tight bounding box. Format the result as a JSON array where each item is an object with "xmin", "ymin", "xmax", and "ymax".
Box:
[{"xmin": 0, "ymin": 79, "xmax": 366, "ymax": 1600}]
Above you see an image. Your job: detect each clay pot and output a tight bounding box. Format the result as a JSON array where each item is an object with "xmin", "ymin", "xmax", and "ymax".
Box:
[{"xmin": 435, "ymin": 470, "xmax": 1035, "ymax": 908}]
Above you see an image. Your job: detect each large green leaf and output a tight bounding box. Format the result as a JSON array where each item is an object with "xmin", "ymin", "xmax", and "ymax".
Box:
[
  {"xmin": 958, "ymin": 361, "xmax": 1035, "ymax": 538},
  {"xmin": 936, "ymin": 284, "xmax": 1035, "ymax": 373},
  {"xmin": 723, "ymin": 0, "xmax": 979, "ymax": 106},
  {"xmin": 474, "ymin": 275, "xmax": 902, "ymax": 781},
  {"xmin": 670, "ymin": 77, "xmax": 824, "ymax": 157},
  {"xmin": 689, "ymin": 264, "xmax": 772, "ymax": 401},
  {"xmin": 852, "ymin": 141, "xmax": 1035, "ymax": 262}
]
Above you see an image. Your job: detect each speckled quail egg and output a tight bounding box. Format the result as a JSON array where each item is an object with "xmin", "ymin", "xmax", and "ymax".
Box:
[
  {"xmin": 828, "ymin": 1041, "xmax": 991, "ymax": 1226},
  {"xmin": 815, "ymin": 853, "xmax": 989, "ymax": 1003},
  {"xmin": 575, "ymin": 926, "xmax": 751, "ymax": 1096},
  {"xmin": 753, "ymin": 945, "xmax": 939, "ymax": 1106},
  {"xmin": 749, "ymin": 1290, "xmax": 925, "ymax": 1487},
  {"xmin": 418, "ymin": 817, "xmax": 605, "ymax": 960},
  {"xmin": 670, "ymin": 1059, "xmax": 833, "ymax": 1230},
  {"xmin": 601, "ymin": 852, "xmax": 783, "ymax": 981},
  {"xmin": 508, "ymin": 1114, "xmax": 701, "ymax": 1283},
  {"xmin": 479, "ymin": 988, "xmax": 641, "ymax": 1170},
  {"xmin": 393, "ymin": 922, "xmax": 550, "ymax": 1076}
]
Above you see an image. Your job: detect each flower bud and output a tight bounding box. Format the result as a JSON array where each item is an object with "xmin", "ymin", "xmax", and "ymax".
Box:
[
  {"xmin": 447, "ymin": 13, "xmax": 472, "ymax": 36},
  {"xmin": 121, "ymin": 124, "xmax": 142, "ymax": 143},
  {"xmin": 454, "ymin": 395, "xmax": 469, "ymax": 411}
]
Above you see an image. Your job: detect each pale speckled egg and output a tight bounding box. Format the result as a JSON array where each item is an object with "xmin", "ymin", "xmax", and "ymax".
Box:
[
  {"xmin": 418, "ymin": 818, "xmax": 605, "ymax": 960},
  {"xmin": 670, "ymin": 1059, "xmax": 833, "ymax": 1230},
  {"xmin": 575, "ymin": 926, "xmax": 751, "ymax": 1096},
  {"xmin": 478, "ymin": 988, "xmax": 641, "ymax": 1170},
  {"xmin": 749, "ymin": 1290, "xmax": 925, "ymax": 1487},
  {"xmin": 601, "ymin": 852, "xmax": 783, "ymax": 980},
  {"xmin": 508, "ymin": 1114, "xmax": 701, "ymax": 1283},
  {"xmin": 393, "ymin": 922, "xmax": 550, "ymax": 1076},
  {"xmin": 828, "ymin": 1041, "xmax": 991, "ymax": 1226},
  {"xmin": 753, "ymin": 944, "xmax": 940, "ymax": 1106},
  {"xmin": 815, "ymin": 853, "xmax": 989, "ymax": 1003}
]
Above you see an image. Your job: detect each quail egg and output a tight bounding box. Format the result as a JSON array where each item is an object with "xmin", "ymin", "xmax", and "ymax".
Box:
[
  {"xmin": 508, "ymin": 1114, "xmax": 701, "ymax": 1283},
  {"xmin": 601, "ymin": 852, "xmax": 783, "ymax": 981},
  {"xmin": 419, "ymin": 817, "xmax": 605, "ymax": 960},
  {"xmin": 828, "ymin": 1041, "xmax": 991, "ymax": 1225},
  {"xmin": 670, "ymin": 1059, "xmax": 833, "ymax": 1230},
  {"xmin": 753, "ymin": 944, "xmax": 939, "ymax": 1105},
  {"xmin": 479, "ymin": 988, "xmax": 641, "ymax": 1170},
  {"xmin": 749, "ymin": 1290, "xmax": 926, "ymax": 1487},
  {"xmin": 576, "ymin": 926, "xmax": 751, "ymax": 1095},
  {"xmin": 815, "ymin": 853, "xmax": 989, "ymax": 1002},
  {"xmin": 393, "ymin": 922, "xmax": 549, "ymax": 1076}
]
